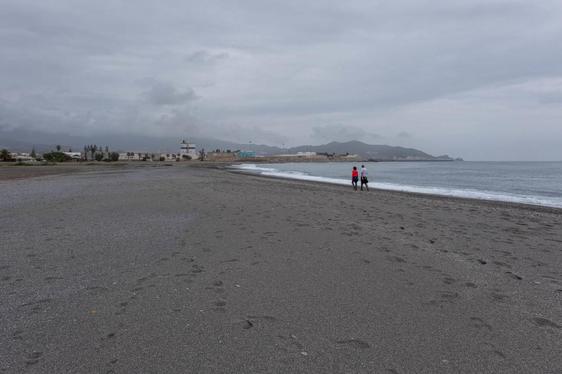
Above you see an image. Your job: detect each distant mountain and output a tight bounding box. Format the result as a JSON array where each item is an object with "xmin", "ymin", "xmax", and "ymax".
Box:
[
  {"xmin": 0, "ymin": 129, "xmax": 456, "ymax": 161},
  {"xmin": 287, "ymin": 140, "xmax": 454, "ymax": 161}
]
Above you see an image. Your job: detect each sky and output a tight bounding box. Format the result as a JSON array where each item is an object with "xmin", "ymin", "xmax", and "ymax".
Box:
[{"xmin": 1, "ymin": 0, "xmax": 562, "ymax": 160}]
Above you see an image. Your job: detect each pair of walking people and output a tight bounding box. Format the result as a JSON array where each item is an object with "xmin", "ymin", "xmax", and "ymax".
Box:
[{"xmin": 352, "ymin": 165, "xmax": 369, "ymax": 191}]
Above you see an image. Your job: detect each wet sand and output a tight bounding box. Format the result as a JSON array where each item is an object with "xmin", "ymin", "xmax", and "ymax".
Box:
[{"xmin": 1, "ymin": 165, "xmax": 561, "ymax": 373}]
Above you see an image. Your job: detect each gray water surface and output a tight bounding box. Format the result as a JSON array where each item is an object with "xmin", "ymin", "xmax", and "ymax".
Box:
[{"xmin": 234, "ymin": 161, "xmax": 562, "ymax": 208}]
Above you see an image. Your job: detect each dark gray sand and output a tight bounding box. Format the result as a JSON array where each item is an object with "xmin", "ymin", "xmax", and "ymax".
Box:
[
  {"xmin": 0, "ymin": 162, "xmax": 154, "ymax": 181},
  {"xmin": 1, "ymin": 164, "xmax": 561, "ymax": 373}
]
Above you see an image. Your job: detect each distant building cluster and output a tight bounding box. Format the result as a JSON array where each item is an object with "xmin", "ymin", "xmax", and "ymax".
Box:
[
  {"xmin": 117, "ymin": 140, "xmax": 199, "ymax": 161},
  {"xmin": 5, "ymin": 152, "xmax": 36, "ymax": 163},
  {"xmin": 205, "ymin": 149, "xmax": 257, "ymax": 161},
  {"xmin": 0, "ymin": 139, "xmax": 202, "ymax": 163},
  {"xmin": 1, "ymin": 138, "xmax": 365, "ymax": 164}
]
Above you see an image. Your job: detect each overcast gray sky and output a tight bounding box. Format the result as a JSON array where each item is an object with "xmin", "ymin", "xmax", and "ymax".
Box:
[{"xmin": 1, "ymin": 0, "xmax": 562, "ymax": 160}]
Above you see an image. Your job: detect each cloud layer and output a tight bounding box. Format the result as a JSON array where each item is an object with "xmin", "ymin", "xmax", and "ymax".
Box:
[{"xmin": 1, "ymin": 0, "xmax": 562, "ymax": 159}]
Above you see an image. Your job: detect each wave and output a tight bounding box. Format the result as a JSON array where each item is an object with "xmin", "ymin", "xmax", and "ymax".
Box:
[{"xmin": 231, "ymin": 164, "xmax": 562, "ymax": 208}]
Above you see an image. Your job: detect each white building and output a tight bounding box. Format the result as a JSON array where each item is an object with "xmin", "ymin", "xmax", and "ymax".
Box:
[
  {"xmin": 13, "ymin": 153, "xmax": 35, "ymax": 163},
  {"xmin": 63, "ymin": 152, "xmax": 82, "ymax": 160},
  {"xmin": 119, "ymin": 152, "xmax": 144, "ymax": 161},
  {"xmin": 180, "ymin": 139, "xmax": 197, "ymax": 159}
]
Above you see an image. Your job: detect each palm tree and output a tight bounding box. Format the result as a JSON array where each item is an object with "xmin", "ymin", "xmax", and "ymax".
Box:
[{"xmin": 0, "ymin": 149, "xmax": 10, "ymax": 161}]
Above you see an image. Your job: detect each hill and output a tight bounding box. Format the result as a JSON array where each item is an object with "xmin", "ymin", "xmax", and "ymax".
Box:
[
  {"xmin": 288, "ymin": 141, "xmax": 454, "ymax": 161},
  {"xmin": 0, "ymin": 129, "xmax": 456, "ymax": 161}
]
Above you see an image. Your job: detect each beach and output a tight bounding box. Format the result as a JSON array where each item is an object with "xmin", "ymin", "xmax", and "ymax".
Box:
[{"xmin": 1, "ymin": 164, "xmax": 561, "ymax": 373}]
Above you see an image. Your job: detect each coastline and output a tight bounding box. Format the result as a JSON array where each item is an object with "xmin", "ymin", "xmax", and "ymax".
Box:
[
  {"xmin": 227, "ymin": 165, "xmax": 562, "ymax": 213},
  {"xmin": 2, "ymin": 161, "xmax": 561, "ymax": 213}
]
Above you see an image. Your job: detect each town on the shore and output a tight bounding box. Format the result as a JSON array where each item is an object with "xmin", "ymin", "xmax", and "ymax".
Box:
[{"xmin": 0, "ymin": 139, "xmax": 362, "ymax": 164}]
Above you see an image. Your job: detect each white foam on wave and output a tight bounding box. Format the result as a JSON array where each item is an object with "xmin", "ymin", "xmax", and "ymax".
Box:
[
  {"xmin": 230, "ymin": 164, "xmax": 562, "ymax": 208},
  {"xmin": 373, "ymin": 182, "xmax": 562, "ymax": 208},
  {"xmin": 233, "ymin": 164, "xmax": 278, "ymax": 173}
]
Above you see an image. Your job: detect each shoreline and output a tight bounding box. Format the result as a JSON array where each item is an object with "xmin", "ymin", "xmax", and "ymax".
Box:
[
  {"xmin": 226, "ymin": 166, "xmax": 562, "ymax": 214},
  {"xmin": 2, "ymin": 161, "xmax": 561, "ymax": 213}
]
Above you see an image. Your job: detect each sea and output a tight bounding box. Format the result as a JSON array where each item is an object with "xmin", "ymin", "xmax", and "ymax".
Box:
[{"xmin": 231, "ymin": 161, "xmax": 562, "ymax": 209}]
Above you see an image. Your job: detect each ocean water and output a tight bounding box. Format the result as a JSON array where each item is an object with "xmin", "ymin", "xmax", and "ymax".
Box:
[{"xmin": 232, "ymin": 161, "xmax": 562, "ymax": 208}]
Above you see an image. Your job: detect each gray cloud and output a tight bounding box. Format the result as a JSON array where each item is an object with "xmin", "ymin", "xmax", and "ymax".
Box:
[
  {"xmin": 1, "ymin": 0, "xmax": 562, "ymax": 159},
  {"xmin": 143, "ymin": 82, "xmax": 198, "ymax": 106},
  {"xmin": 185, "ymin": 50, "xmax": 229, "ymax": 65},
  {"xmin": 396, "ymin": 132, "xmax": 412, "ymax": 139},
  {"xmin": 311, "ymin": 124, "xmax": 381, "ymax": 143}
]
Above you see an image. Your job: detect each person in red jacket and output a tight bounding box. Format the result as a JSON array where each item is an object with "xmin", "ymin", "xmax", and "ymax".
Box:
[{"xmin": 352, "ymin": 166, "xmax": 359, "ymax": 190}]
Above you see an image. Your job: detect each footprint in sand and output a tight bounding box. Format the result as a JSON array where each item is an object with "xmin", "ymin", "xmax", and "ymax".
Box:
[
  {"xmin": 19, "ymin": 298, "xmax": 51, "ymax": 315},
  {"xmin": 505, "ymin": 271, "xmax": 522, "ymax": 280},
  {"xmin": 482, "ymin": 342, "xmax": 505, "ymax": 360},
  {"xmin": 470, "ymin": 317, "xmax": 493, "ymax": 331},
  {"xmin": 532, "ymin": 317, "xmax": 560, "ymax": 329},
  {"xmin": 440, "ymin": 291, "xmax": 459, "ymax": 302},
  {"xmin": 247, "ymin": 315, "xmax": 277, "ymax": 322},
  {"xmin": 442, "ymin": 277, "xmax": 457, "ymax": 285},
  {"xmin": 191, "ymin": 264, "xmax": 204, "ymax": 273},
  {"xmin": 275, "ymin": 334, "xmax": 305, "ymax": 353},
  {"xmin": 490, "ymin": 292, "xmax": 510, "ymax": 303},
  {"xmin": 232, "ymin": 319, "xmax": 254, "ymax": 330},
  {"xmin": 386, "ymin": 255, "xmax": 406, "ymax": 263},
  {"xmin": 335, "ymin": 339, "xmax": 370, "ymax": 349},
  {"xmin": 25, "ymin": 351, "xmax": 43, "ymax": 366}
]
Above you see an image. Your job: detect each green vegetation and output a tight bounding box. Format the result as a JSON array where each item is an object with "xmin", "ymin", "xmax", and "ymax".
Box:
[
  {"xmin": 42, "ymin": 152, "xmax": 72, "ymax": 162},
  {"xmin": 0, "ymin": 149, "xmax": 13, "ymax": 161}
]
